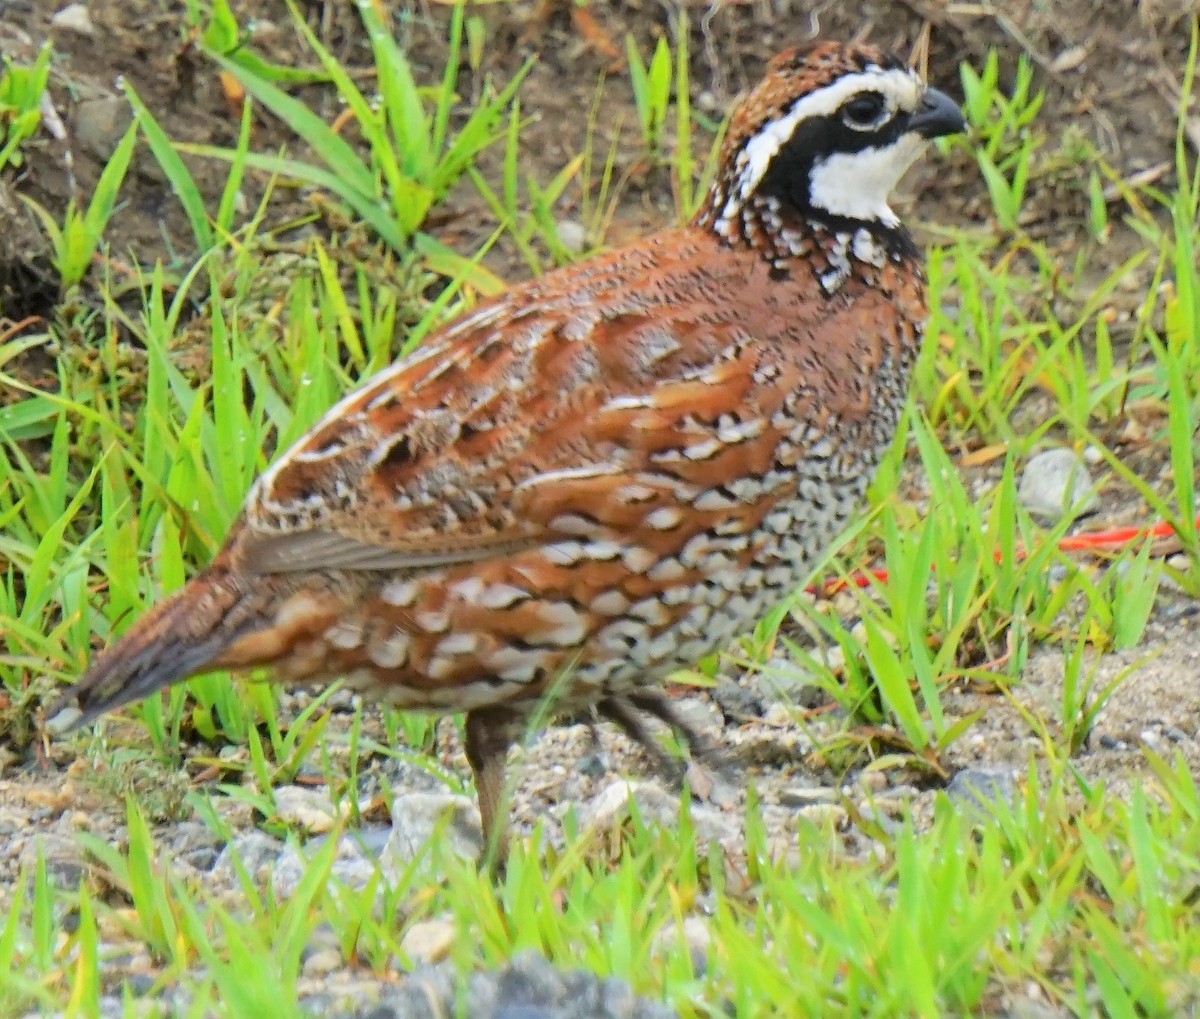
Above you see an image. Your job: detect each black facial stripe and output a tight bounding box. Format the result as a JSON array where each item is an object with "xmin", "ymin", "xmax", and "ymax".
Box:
[
  {"xmin": 758, "ymin": 112, "xmax": 910, "ymax": 205},
  {"xmin": 754, "ymin": 109, "xmax": 919, "ymax": 256}
]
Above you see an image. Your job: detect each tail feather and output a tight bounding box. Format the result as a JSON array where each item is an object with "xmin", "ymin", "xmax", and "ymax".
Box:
[{"xmin": 51, "ymin": 569, "xmax": 258, "ymax": 728}]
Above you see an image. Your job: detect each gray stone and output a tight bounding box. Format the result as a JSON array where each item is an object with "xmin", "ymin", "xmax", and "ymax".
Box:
[
  {"xmin": 211, "ymin": 830, "xmax": 285, "ymax": 887},
  {"xmin": 651, "ymin": 915, "xmax": 712, "ymax": 976},
  {"xmin": 778, "ymin": 784, "xmax": 839, "ymax": 807},
  {"xmin": 555, "ymin": 220, "xmax": 588, "ymax": 254},
  {"xmin": 303, "ymin": 947, "xmax": 345, "ymax": 978},
  {"xmin": 577, "ymin": 751, "xmax": 610, "ymax": 779},
  {"xmin": 946, "ymin": 768, "xmax": 1017, "ymax": 810},
  {"xmin": 73, "ymin": 96, "xmax": 132, "ymax": 161},
  {"xmin": 169, "ymin": 821, "xmax": 224, "ymax": 873},
  {"xmin": 754, "ymin": 654, "xmax": 837, "ymax": 709},
  {"xmin": 709, "ymin": 679, "xmax": 762, "ymax": 721},
  {"xmin": 382, "ymin": 792, "xmax": 483, "ymax": 873},
  {"xmin": 581, "ymin": 779, "xmax": 736, "ymax": 847},
  {"xmin": 273, "ymin": 784, "xmax": 346, "ymax": 834},
  {"xmin": 273, "ymin": 832, "xmax": 379, "ymax": 898},
  {"xmin": 1018, "ymin": 448, "xmax": 1097, "ymax": 521},
  {"xmin": 795, "ymin": 803, "xmax": 849, "ymax": 829},
  {"xmin": 51, "ymin": 3, "xmax": 94, "ymax": 34},
  {"xmin": 400, "ymin": 918, "xmax": 457, "ymax": 966},
  {"xmin": 20, "ymin": 833, "xmax": 86, "ymax": 887}
]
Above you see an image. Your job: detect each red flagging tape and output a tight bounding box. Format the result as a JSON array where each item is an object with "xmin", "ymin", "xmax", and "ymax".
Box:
[{"xmin": 811, "ymin": 513, "xmax": 1200, "ymax": 597}]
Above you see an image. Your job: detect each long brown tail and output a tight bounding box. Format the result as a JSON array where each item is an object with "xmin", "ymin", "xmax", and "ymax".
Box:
[{"xmin": 52, "ymin": 567, "xmax": 263, "ymax": 727}]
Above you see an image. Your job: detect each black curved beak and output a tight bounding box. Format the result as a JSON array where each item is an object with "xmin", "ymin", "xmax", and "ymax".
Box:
[{"xmin": 910, "ymin": 87, "xmax": 965, "ymax": 139}]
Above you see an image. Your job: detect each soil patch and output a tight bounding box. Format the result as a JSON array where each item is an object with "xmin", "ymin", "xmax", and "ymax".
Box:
[{"xmin": 0, "ymin": 0, "xmax": 1191, "ymax": 303}]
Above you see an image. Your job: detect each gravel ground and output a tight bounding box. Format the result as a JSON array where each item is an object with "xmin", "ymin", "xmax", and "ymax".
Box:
[{"xmin": 6, "ymin": 566, "xmax": 1200, "ymax": 1014}]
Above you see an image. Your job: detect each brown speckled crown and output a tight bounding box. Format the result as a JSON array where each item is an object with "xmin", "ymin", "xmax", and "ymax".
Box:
[
  {"xmin": 56, "ymin": 40, "xmax": 963, "ymax": 863},
  {"xmin": 716, "ymin": 41, "xmax": 906, "ymax": 174}
]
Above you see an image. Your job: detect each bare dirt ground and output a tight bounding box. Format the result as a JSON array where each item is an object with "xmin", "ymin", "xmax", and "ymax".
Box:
[
  {"xmin": 0, "ymin": 0, "xmax": 1191, "ymax": 308},
  {"xmin": 0, "ymin": 1, "xmax": 1199, "ymax": 1005}
]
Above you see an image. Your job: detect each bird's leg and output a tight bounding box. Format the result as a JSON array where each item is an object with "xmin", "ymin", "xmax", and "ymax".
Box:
[
  {"xmin": 599, "ymin": 689, "xmax": 734, "ymax": 803},
  {"xmin": 629, "ymin": 689, "xmax": 727, "ymax": 767},
  {"xmin": 595, "ymin": 696, "xmax": 686, "ymax": 781},
  {"xmin": 464, "ymin": 706, "xmax": 522, "ymax": 874}
]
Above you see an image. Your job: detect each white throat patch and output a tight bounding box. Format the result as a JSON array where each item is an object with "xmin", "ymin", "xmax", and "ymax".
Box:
[{"xmin": 808, "ymin": 132, "xmax": 927, "ymax": 228}]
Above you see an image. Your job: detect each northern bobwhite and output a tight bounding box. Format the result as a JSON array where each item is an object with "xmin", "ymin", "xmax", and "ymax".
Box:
[{"xmin": 57, "ymin": 41, "xmax": 964, "ymax": 859}]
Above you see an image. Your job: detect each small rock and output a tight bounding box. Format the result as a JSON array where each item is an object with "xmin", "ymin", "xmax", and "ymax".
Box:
[
  {"xmin": 577, "ymin": 751, "xmax": 609, "ymax": 780},
  {"xmin": 709, "ymin": 679, "xmax": 762, "ymax": 721},
  {"xmin": 873, "ymin": 783, "xmax": 918, "ymax": 802},
  {"xmin": 382, "ymin": 792, "xmax": 483, "ymax": 873},
  {"xmin": 125, "ymin": 971, "xmax": 157, "ymax": 996},
  {"xmin": 1018, "ymin": 448, "xmax": 1096, "ymax": 521},
  {"xmin": 584, "ymin": 780, "xmax": 678, "ymax": 830},
  {"xmin": 175, "ymin": 844, "xmax": 218, "ymax": 868},
  {"xmin": 400, "ymin": 918, "xmax": 457, "ymax": 966},
  {"xmin": 1048, "ymin": 563, "xmax": 1070, "ymax": 584},
  {"xmin": 73, "ymin": 96, "xmax": 133, "ymax": 161},
  {"xmin": 652, "ymin": 915, "xmax": 712, "ymax": 975},
  {"xmin": 212, "ymin": 830, "xmax": 285, "ymax": 887},
  {"xmin": 778, "ymin": 785, "xmax": 839, "ymax": 808},
  {"xmin": 858, "ymin": 770, "xmax": 888, "ymax": 793},
  {"xmin": 1166, "ymin": 726, "xmax": 1190, "ymax": 743},
  {"xmin": 248, "ymin": 18, "xmax": 281, "ymax": 42},
  {"xmin": 20, "ymin": 834, "xmax": 86, "ymax": 887},
  {"xmin": 324, "ymin": 687, "xmax": 361, "ymax": 713},
  {"xmin": 946, "ymin": 768, "xmax": 1016, "ymax": 809},
  {"xmin": 555, "ymin": 219, "xmax": 588, "ymax": 254},
  {"xmin": 670, "ymin": 697, "xmax": 722, "ymax": 742},
  {"xmin": 350, "ymin": 824, "xmax": 393, "ymax": 857},
  {"xmin": 762, "ymin": 702, "xmax": 796, "ymax": 727},
  {"xmin": 1168, "ymin": 552, "xmax": 1192, "ymax": 573},
  {"xmin": 754, "ymin": 654, "xmax": 836, "ymax": 709},
  {"xmin": 582, "ymin": 779, "xmax": 735, "ymax": 846},
  {"xmin": 702, "ymin": 769, "xmax": 739, "ymax": 809},
  {"xmin": 51, "ymin": 3, "xmax": 94, "ymax": 34},
  {"xmin": 1049, "ymin": 45, "xmax": 1088, "ymax": 74},
  {"xmin": 273, "ymin": 833, "xmax": 378, "ymax": 899},
  {"xmin": 856, "ymin": 798, "xmax": 906, "ymax": 823},
  {"xmin": 1163, "ymin": 601, "xmax": 1199, "ymax": 621},
  {"xmin": 794, "ymin": 803, "xmax": 848, "ymax": 829},
  {"xmin": 171, "ymin": 820, "xmax": 221, "ymax": 852},
  {"xmin": 302, "ymin": 947, "xmax": 344, "ymax": 978},
  {"xmin": 273, "ymin": 785, "xmax": 346, "ymax": 834}
]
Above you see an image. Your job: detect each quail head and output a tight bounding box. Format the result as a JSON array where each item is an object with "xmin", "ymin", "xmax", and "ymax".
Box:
[{"xmin": 57, "ymin": 41, "xmax": 964, "ymax": 861}]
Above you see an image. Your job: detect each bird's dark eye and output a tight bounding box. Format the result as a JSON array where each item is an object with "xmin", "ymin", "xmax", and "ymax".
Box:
[{"xmin": 842, "ymin": 93, "xmax": 888, "ymax": 129}]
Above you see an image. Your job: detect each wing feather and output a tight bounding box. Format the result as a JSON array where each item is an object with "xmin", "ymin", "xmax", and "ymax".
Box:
[{"xmin": 228, "ymin": 229, "xmax": 912, "ymax": 577}]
